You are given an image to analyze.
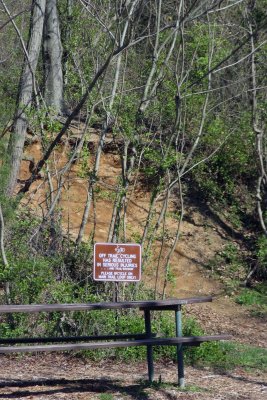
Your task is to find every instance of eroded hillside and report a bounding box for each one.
[18,125,231,298]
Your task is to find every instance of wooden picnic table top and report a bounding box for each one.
[0,296,212,313]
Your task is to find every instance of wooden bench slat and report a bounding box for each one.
[0,297,212,314]
[0,333,155,345]
[0,335,231,354]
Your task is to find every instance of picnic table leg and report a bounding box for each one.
[144,309,154,383]
[175,305,185,388]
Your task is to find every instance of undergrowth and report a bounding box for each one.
[235,284,267,319]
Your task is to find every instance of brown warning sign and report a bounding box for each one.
[94,243,141,282]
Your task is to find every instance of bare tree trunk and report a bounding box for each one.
[6,0,46,196]
[0,204,8,269]
[43,0,64,113]
[0,203,11,305]
[249,17,267,235]
[154,173,171,299]
[62,0,73,87]
[162,174,184,299]
[75,128,106,246]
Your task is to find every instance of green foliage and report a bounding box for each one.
[211,342,267,372]
[184,340,267,372]
[141,143,180,182]
[235,284,267,319]
[26,106,62,138]
[94,185,116,201]
[77,145,91,178]
[256,235,267,279]
[149,75,177,127]
[0,141,10,204]
[147,379,207,393]
[0,221,230,365]
[0,18,23,130]
[0,140,18,228]
[193,112,255,204]
[58,1,98,106]
[98,395,114,400]
[113,94,139,140]
[2,257,54,304]
[236,286,266,306]
[63,239,94,283]
[181,316,267,371]
[185,22,229,85]
[0,212,56,305]
[1,2,267,377]
[186,24,210,82]
[236,289,267,306]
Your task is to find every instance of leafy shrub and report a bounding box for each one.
[256,235,267,280]
[235,285,267,319]
[235,287,266,306]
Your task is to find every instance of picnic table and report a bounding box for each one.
[0,297,231,387]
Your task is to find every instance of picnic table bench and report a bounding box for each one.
[0,296,231,387]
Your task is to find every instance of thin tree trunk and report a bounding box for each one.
[154,172,171,299]
[0,203,11,305]
[43,0,64,113]
[162,175,184,299]
[75,129,105,246]
[249,17,267,235]
[62,0,73,86]
[0,204,8,268]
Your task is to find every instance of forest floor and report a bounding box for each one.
[1,131,265,399]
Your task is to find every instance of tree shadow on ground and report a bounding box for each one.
[183,184,258,246]
[0,377,151,399]
[221,372,267,387]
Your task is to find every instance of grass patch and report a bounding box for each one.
[235,284,267,319]
[149,380,208,393]
[194,341,267,372]
[98,394,114,400]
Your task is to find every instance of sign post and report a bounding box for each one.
[94,243,141,282]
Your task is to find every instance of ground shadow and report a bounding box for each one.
[0,377,151,399]
[185,184,259,243]
[221,372,267,387]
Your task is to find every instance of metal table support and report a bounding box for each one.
[144,309,154,383]
[175,305,185,387]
